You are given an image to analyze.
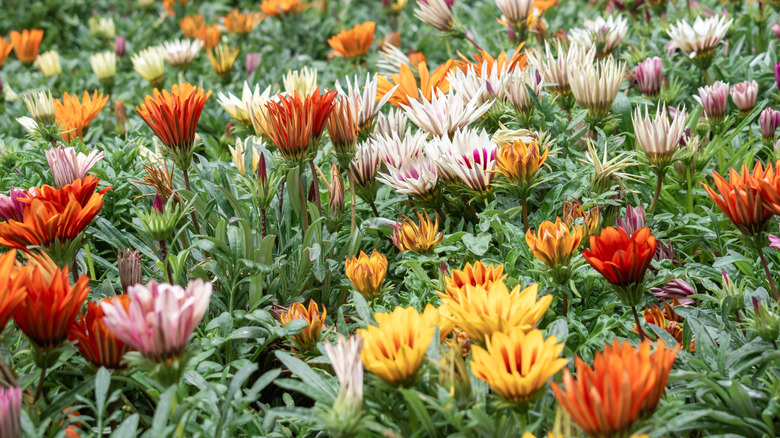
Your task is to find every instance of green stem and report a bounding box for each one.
[521,196,529,231]
[757,245,780,304]
[686,169,694,213]
[183,168,201,234]
[35,364,48,402]
[84,244,96,280]
[648,168,665,213]
[299,165,309,233]
[702,68,711,86]
[632,306,648,341]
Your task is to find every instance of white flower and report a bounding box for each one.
[632,105,687,167]
[377,44,415,76]
[667,15,732,59]
[402,92,493,138]
[373,108,408,138]
[219,81,273,126]
[447,63,510,106]
[371,130,427,169]
[568,15,628,56]
[336,74,398,131]
[527,41,595,96]
[283,66,318,97]
[34,51,61,78]
[132,46,165,84]
[495,0,536,26]
[162,39,203,68]
[323,334,364,415]
[89,16,115,39]
[90,51,117,83]
[429,128,497,193]
[22,90,55,125]
[45,146,105,187]
[17,116,39,134]
[229,136,261,177]
[377,153,439,199]
[568,57,626,116]
[415,0,455,32]
[504,66,543,114]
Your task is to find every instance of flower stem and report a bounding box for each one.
[702,68,711,86]
[521,196,529,231]
[349,173,357,235]
[686,169,694,213]
[562,292,568,318]
[648,169,665,213]
[632,306,648,341]
[159,240,173,284]
[261,207,267,238]
[757,245,780,303]
[299,167,309,233]
[309,161,321,214]
[83,244,96,280]
[182,168,201,234]
[35,364,48,403]
[462,31,484,53]
[369,200,380,217]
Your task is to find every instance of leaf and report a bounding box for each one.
[462,232,491,256]
[111,414,139,438]
[274,351,336,403]
[151,387,176,435]
[400,389,437,438]
[352,291,371,326]
[95,367,111,426]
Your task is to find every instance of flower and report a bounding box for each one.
[440,281,551,344]
[359,306,436,385]
[504,67,543,115]
[760,108,780,140]
[415,0,455,31]
[10,29,44,63]
[568,15,628,58]
[207,44,239,76]
[54,91,109,142]
[260,0,304,17]
[0,387,21,438]
[179,15,205,38]
[117,248,142,293]
[229,137,260,177]
[34,50,61,77]
[0,37,13,67]
[223,8,262,34]
[634,56,663,97]
[0,250,26,333]
[374,108,408,138]
[632,105,687,168]
[162,39,203,69]
[138,195,185,242]
[582,226,657,306]
[569,57,626,118]
[377,153,439,200]
[429,128,497,194]
[325,97,359,156]
[585,141,641,193]
[220,82,272,127]
[131,46,165,84]
[136,83,212,171]
[0,189,29,222]
[349,142,381,203]
[402,92,493,138]
[23,90,56,126]
[563,199,600,239]
[696,82,730,123]
[69,295,132,369]
[336,73,396,137]
[345,250,388,300]
[88,16,115,39]
[730,80,758,115]
[246,52,261,75]
[90,51,117,83]
[495,0,553,29]
[114,36,126,57]
[14,254,90,350]
[701,163,773,236]
[442,261,506,302]
[195,24,221,50]
[616,205,645,237]
[495,139,549,187]
[283,67,319,97]
[262,88,339,163]
[634,300,689,348]
[667,15,731,69]
[651,279,695,306]
[279,301,327,352]
[323,334,364,433]
[552,339,679,438]
[527,42,594,102]
[391,211,443,253]
[471,328,566,403]
[328,21,375,59]
[526,218,582,270]
[101,279,212,362]
[447,63,507,107]
[377,59,454,107]
[45,146,104,187]
[372,130,426,168]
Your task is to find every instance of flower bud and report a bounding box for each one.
[138,195,184,241]
[729,80,757,115]
[749,298,780,343]
[635,56,663,97]
[694,81,729,123]
[115,36,126,57]
[115,100,128,136]
[438,348,471,406]
[617,205,645,237]
[651,279,695,306]
[246,53,261,75]
[760,107,779,140]
[327,166,345,233]
[117,248,142,293]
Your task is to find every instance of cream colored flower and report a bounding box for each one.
[35,51,61,77]
[162,39,203,69]
[667,15,731,62]
[89,16,116,39]
[90,51,117,83]
[283,66,318,97]
[402,92,493,138]
[568,15,628,57]
[568,57,625,117]
[229,136,261,176]
[132,46,165,84]
[527,42,594,98]
[415,0,455,32]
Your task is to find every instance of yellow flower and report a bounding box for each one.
[132,46,165,85]
[391,211,444,253]
[229,137,260,177]
[207,44,239,76]
[345,250,387,300]
[525,218,582,269]
[496,139,548,187]
[442,261,506,304]
[279,301,326,352]
[471,328,566,403]
[439,282,551,345]
[35,50,61,77]
[359,306,436,385]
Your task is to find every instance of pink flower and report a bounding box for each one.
[246,53,261,75]
[694,81,729,122]
[760,107,780,140]
[635,57,662,97]
[0,386,21,438]
[616,204,646,237]
[45,146,104,187]
[729,80,757,114]
[770,232,780,250]
[101,279,212,362]
[651,279,695,306]
[0,188,28,222]
[773,23,780,39]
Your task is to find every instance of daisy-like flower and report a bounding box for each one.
[760,107,780,140]
[694,81,729,122]
[179,14,205,39]
[702,163,774,237]
[246,52,261,75]
[635,56,663,97]
[0,189,29,223]
[162,39,203,69]
[527,42,594,108]
[495,138,548,187]
[54,91,110,142]
[526,218,583,271]
[10,29,44,64]
[228,136,260,177]
[504,66,543,116]
[377,59,454,107]
[34,50,61,78]
[345,250,388,300]
[667,15,732,70]
[279,301,327,352]
[377,153,439,200]
[195,24,221,50]
[283,67,319,97]
[371,130,427,169]
[22,90,56,126]
[447,63,510,107]
[632,105,688,168]
[207,44,239,76]
[568,15,629,58]
[729,80,758,115]
[374,107,408,138]
[336,74,397,135]
[117,248,142,293]
[246,86,277,135]
[431,128,497,194]
[323,334,364,434]
[377,43,419,76]
[0,250,26,333]
[392,211,444,253]
[402,92,493,138]
[88,16,115,40]
[260,0,304,17]
[90,51,117,84]
[45,146,104,187]
[132,46,165,85]
[495,0,543,29]
[415,0,456,32]
[0,37,13,68]
[585,140,641,193]
[569,57,626,118]
[328,21,376,59]
[219,82,273,127]
[69,295,132,370]
[223,8,263,34]
[349,142,382,204]
[0,387,21,438]
[326,96,359,157]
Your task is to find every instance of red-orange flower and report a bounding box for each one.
[749,160,780,216]
[10,29,43,63]
[442,261,506,303]
[377,59,454,107]
[328,21,375,59]
[701,164,773,236]
[179,15,205,39]
[136,83,211,171]
[14,253,90,350]
[0,250,26,333]
[69,295,132,369]
[263,88,338,162]
[54,91,109,142]
[583,226,657,287]
[0,37,13,67]
[224,9,263,34]
[633,299,692,351]
[195,24,221,50]
[552,339,679,438]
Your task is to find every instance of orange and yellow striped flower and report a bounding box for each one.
[0,250,27,333]
[279,301,327,352]
[10,29,43,63]
[345,250,388,300]
[563,199,601,240]
[54,91,109,142]
[391,211,444,253]
[525,218,582,270]
[224,8,263,34]
[260,0,304,17]
[328,21,375,59]
[442,261,506,303]
[0,37,13,67]
[207,44,239,76]
[377,59,453,107]
[69,295,132,369]
[496,139,549,187]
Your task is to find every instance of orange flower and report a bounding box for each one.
[0,176,110,252]
[328,21,375,59]
[345,250,388,300]
[525,218,582,270]
[391,211,444,253]
[442,261,506,303]
[263,88,338,162]
[69,295,132,369]
[180,15,205,39]
[0,250,27,333]
[260,0,304,17]
[563,199,600,240]
[0,37,13,67]
[377,59,454,107]
[701,164,773,237]
[54,91,109,142]
[633,299,692,350]
[552,339,679,438]
[224,8,263,34]
[408,51,427,68]
[279,301,326,352]
[496,139,549,187]
[195,24,221,50]
[136,83,211,171]
[748,160,780,216]
[455,43,527,77]
[10,29,44,63]
[13,253,90,350]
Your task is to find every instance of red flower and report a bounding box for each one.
[263,88,338,162]
[702,164,773,236]
[69,295,132,369]
[0,250,26,333]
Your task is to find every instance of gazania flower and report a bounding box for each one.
[760,108,780,140]
[246,52,261,75]
[179,15,205,39]
[207,44,239,76]
[283,67,319,97]
[701,164,773,236]
[569,57,626,118]
[568,15,628,58]
[262,88,338,163]
[527,42,594,105]
[223,8,262,34]
[228,137,260,177]
[667,15,732,70]
[136,83,212,171]
[372,130,426,169]
[0,250,26,333]
[131,46,165,85]
[101,279,212,362]
[328,21,375,59]
[632,105,688,168]
[323,334,364,427]
[495,0,554,31]
[616,205,645,237]
[373,108,408,138]
[349,142,381,203]
[442,260,506,303]
[14,254,90,350]
[88,16,115,40]
[634,300,689,348]
[10,29,44,63]
[447,63,508,107]
[496,139,548,188]
[45,146,104,187]
[402,92,493,138]
[54,91,109,142]
[552,339,679,438]
[0,189,28,223]
[526,218,582,270]
[90,51,117,84]
[440,282,551,344]
[0,387,21,438]
[34,50,61,77]
[345,250,388,300]
[117,248,142,293]
[455,44,528,77]
[377,43,422,76]
[279,301,326,352]
[377,154,439,200]
[260,0,304,17]
[195,24,221,50]
[694,81,729,123]
[359,306,436,385]
[563,198,601,240]
[69,295,132,369]
[326,96,359,156]
[162,39,202,69]
[730,80,758,115]
[430,128,497,194]
[0,37,13,67]
[391,211,443,253]
[471,328,566,404]
[414,0,455,32]
[220,82,273,127]
[635,56,663,97]
[377,59,454,107]
[504,66,543,115]
[22,90,56,126]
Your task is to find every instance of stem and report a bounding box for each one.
[632,306,648,341]
[278,181,285,217]
[648,168,665,213]
[70,259,78,284]
[159,240,173,284]
[299,167,309,233]
[309,161,321,214]
[562,292,568,318]
[182,168,201,234]
[261,208,267,238]
[702,68,711,86]
[349,173,356,235]
[35,364,47,402]
[757,245,780,304]
[686,169,694,213]
[462,31,485,53]
[84,244,97,280]
[120,393,151,429]
[521,196,529,231]
[370,200,380,217]
[735,310,747,338]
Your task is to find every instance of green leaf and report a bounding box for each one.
[462,232,492,256]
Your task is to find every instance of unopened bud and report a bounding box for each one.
[115,100,128,136]
[117,248,142,292]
